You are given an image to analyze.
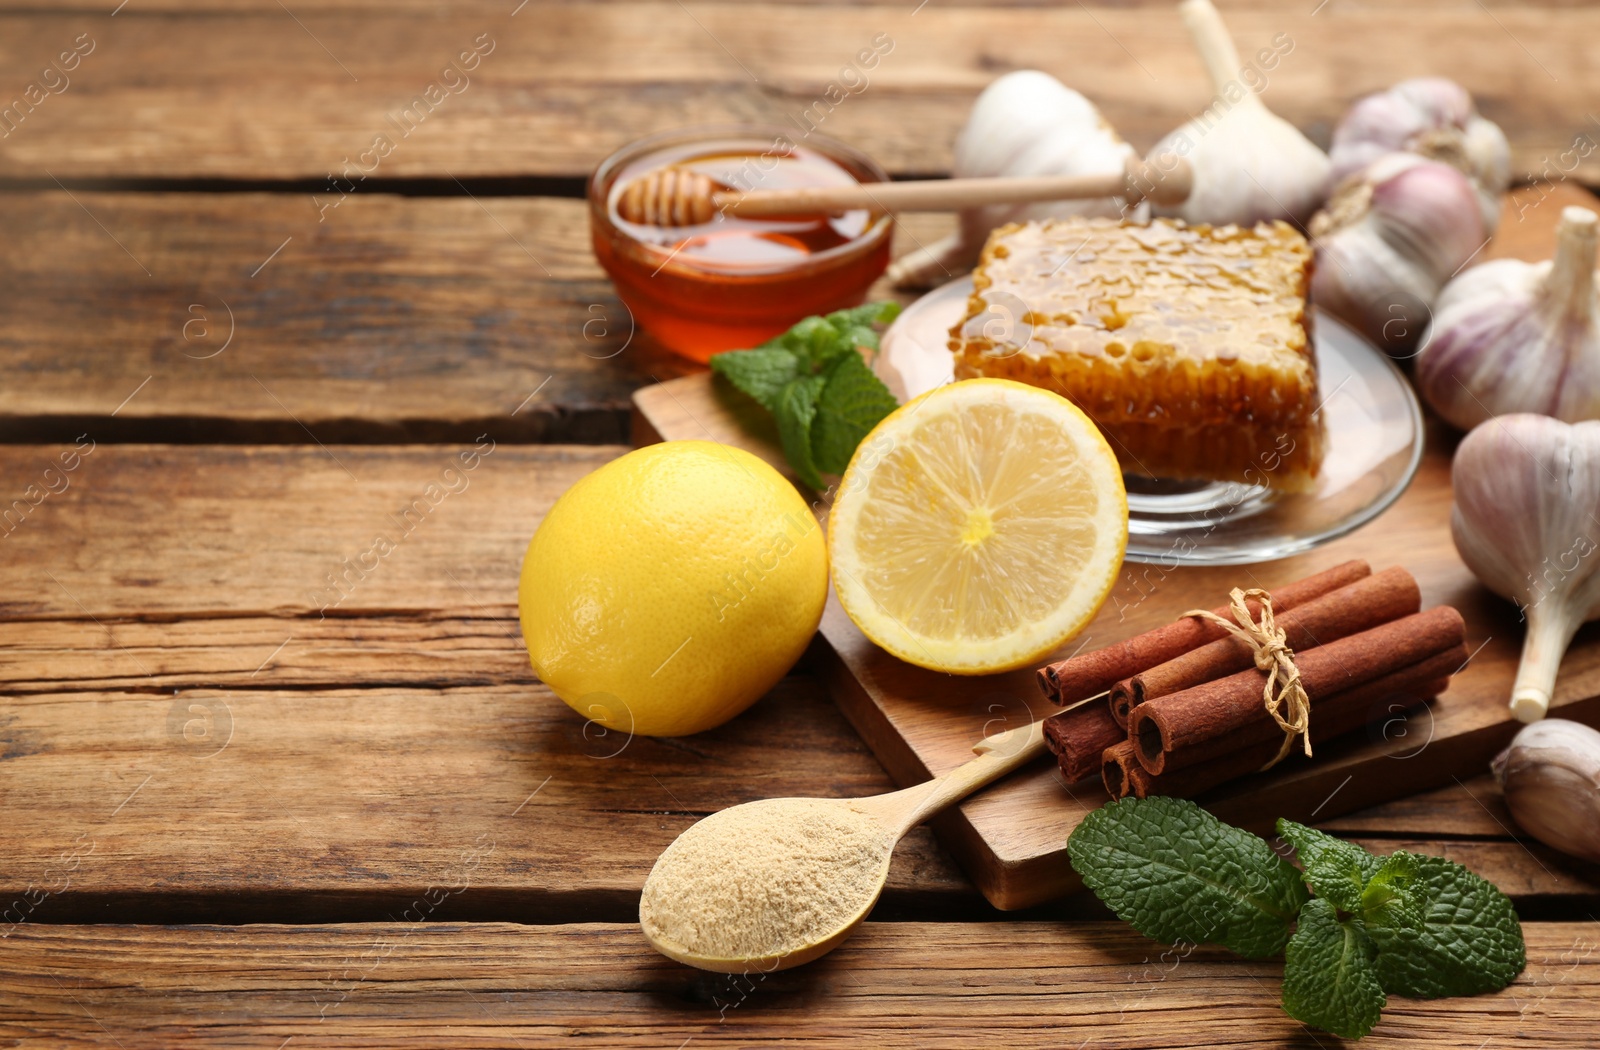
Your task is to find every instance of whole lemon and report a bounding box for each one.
[519,441,827,737]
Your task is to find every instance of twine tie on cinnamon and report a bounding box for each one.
[1181,587,1311,768]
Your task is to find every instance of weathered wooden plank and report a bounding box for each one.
[0,444,601,620]
[2,178,1575,449]
[0,677,983,924]
[0,7,1595,180]
[3,922,1597,1047]
[0,191,945,443]
[1326,773,1515,837]
[0,443,983,922]
[0,193,657,444]
[0,443,1588,920]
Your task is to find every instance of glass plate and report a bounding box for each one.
[875,276,1423,566]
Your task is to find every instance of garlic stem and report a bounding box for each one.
[1180,0,1263,110]
[1546,206,1599,324]
[1511,605,1582,722]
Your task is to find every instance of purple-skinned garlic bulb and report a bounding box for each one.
[1330,77,1511,231]
[1417,206,1600,430]
[1451,414,1600,722]
[1309,153,1488,355]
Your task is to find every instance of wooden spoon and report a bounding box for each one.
[639,719,1047,973]
[616,154,1193,227]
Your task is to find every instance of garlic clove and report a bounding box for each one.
[1151,0,1330,227]
[1417,206,1600,429]
[1463,113,1513,228]
[1329,77,1511,231]
[1309,154,1488,355]
[1493,718,1600,863]
[886,70,1135,289]
[1450,414,1600,721]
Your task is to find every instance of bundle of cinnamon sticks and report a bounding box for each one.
[1038,560,1468,800]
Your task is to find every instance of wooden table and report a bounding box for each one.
[2,2,1599,1045]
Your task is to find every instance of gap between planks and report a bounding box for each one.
[1,921,1598,1049]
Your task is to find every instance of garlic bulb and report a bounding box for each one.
[1417,207,1600,429]
[1330,77,1511,232]
[1150,0,1330,227]
[1309,153,1489,355]
[886,70,1136,289]
[1493,719,1600,863]
[1451,414,1600,722]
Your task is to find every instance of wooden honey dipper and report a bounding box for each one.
[616,153,1193,227]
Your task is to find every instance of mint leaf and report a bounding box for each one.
[711,303,903,489]
[811,351,900,476]
[1282,898,1387,1039]
[826,301,902,332]
[1364,851,1526,998]
[762,315,850,370]
[773,374,826,491]
[1277,819,1383,913]
[1359,851,1424,931]
[824,301,901,356]
[1068,797,1310,958]
[710,347,802,413]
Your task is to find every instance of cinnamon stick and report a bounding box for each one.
[1131,607,1466,775]
[1045,699,1125,783]
[1127,672,1450,799]
[1037,560,1370,704]
[1101,740,1150,800]
[1109,566,1422,726]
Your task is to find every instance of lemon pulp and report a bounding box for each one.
[829,379,1127,674]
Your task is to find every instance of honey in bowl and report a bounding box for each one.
[590,128,894,362]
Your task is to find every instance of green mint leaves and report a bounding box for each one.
[1067,799,1525,1041]
[1067,797,1308,958]
[1278,819,1381,914]
[1283,898,1386,1039]
[710,302,902,490]
[1363,852,1527,999]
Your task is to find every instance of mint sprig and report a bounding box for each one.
[1067,798,1526,1040]
[1067,796,1308,958]
[1283,899,1386,1039]
[710,303,902,490]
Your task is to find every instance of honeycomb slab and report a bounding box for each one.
[951,217,1323,490]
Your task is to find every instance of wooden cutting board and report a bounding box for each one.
[631,183,1600,910]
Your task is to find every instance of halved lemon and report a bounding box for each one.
[828,378,1127,674]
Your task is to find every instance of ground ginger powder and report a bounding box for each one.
[640,797,894,962]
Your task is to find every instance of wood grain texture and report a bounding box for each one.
[633,187,1600,909]
[3,922,1598,1048]
[0,192,656,444]
[0,444,981,922]
[2,179,1573,449]
[0,6,1596,180]
[0,442,1584,926]
[1329,774,1525,836]
[0,190,952,444]
[0,678,982,925]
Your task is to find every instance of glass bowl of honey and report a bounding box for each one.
[589,126,895,362]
